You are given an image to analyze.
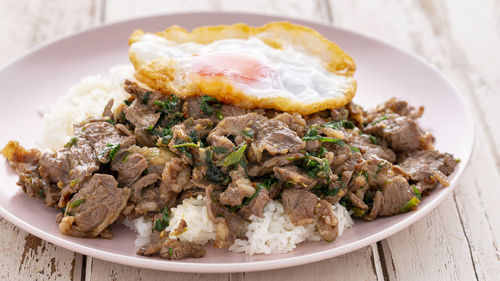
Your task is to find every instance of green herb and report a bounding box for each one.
[176,146,193,158]
[64,137,78,148]
[321,120,355,130]
[152,207,170,232]
[153,219,164,232]
[302,127,346,144]
[339,196,349,208]
[212,147,228,154]
[349,145,360,153]
[291,153,331,182]
[362,170,369,181]
[200,95,220,115]
[171,142,198,148]
[141,169,149,176]
[323,187,340,197]
[351,207,366,217]
[412,185,422,200]
[123,99,132,106]
[455,158,461,163]
[242,128,254,138]
[375,163,386,176]
[153,95,184,128]
[400,197,420,213]
[219,143,247,166]
[215,110,224,120]
[368,135,379,145]
[205,163,227,184]
[204,149,213,163]
[168,247,173,257]
[69,178,79,187]
[371,115,388,126]
[161,207,170,225]
[38,189,46,198]
[148,126,173,144]
[122,153,131,163]
[105,119,116,125]
[69,198,85,208]
[142,91,152,104]
[317,147,327,157]
[154,96,179,113]
[99,143,120,161]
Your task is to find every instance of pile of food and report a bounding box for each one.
[2,22,458,260]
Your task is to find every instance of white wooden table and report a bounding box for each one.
[1,0,499,280]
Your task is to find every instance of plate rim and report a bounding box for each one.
[0,11,475,273]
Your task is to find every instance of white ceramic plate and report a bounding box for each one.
[0,12,473,273]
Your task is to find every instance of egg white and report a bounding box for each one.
[130,34,353,105]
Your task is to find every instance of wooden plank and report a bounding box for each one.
[0,0,102,63]
[329,0,500,280]
[0,0,103,280]
[0,217,83,281]
[241,246,380,281]
[85,1,382,280]
[86,256,228,281]
[105,0,330,24]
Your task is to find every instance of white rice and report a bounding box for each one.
[141,195,353,255]
[122,217,153,247]
[229,201,353,255]
[38,64,134,151]
[332,202,354,237]
[38,64,354,255]
[165,195,216,244]
[229,200,320,255]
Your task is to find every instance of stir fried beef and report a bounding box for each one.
[247,153,302,177]
[3,79,459,260]
[137,234,206,260]
[273,166,318,189]
[368,97,424,120]
[219,166,255,206]
[282,189,319,225]
[1,141,60,206]
[378,175,414,216]
[282,189,338,241]
[111,152,147,186]
[399,150,457,193]
[160,157,192,194]
[364,114,433,152]
[239,187,271,219]
[59,174,130,238]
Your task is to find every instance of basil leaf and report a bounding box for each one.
[219,143,247,166]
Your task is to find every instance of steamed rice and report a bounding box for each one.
[39,64,354,255]
[229,200,321,255]
[38,64,134,150]
[122,217,153,247]
[165,195,216,244]
[131,195,353,255]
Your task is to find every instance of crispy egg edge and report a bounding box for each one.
[128,22,357,115]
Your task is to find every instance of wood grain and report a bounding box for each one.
[0,218,83,281]
[329,0,500,280]
[0,0,102,63]
[104,0,329,24]
[0,0,102,280]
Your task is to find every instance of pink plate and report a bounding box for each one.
[0,12,473,273]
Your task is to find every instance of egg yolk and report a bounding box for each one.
[190,52,272,84]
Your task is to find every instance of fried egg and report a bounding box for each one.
[128,22,356,115]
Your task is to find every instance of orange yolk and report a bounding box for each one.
[190,52,272,84]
